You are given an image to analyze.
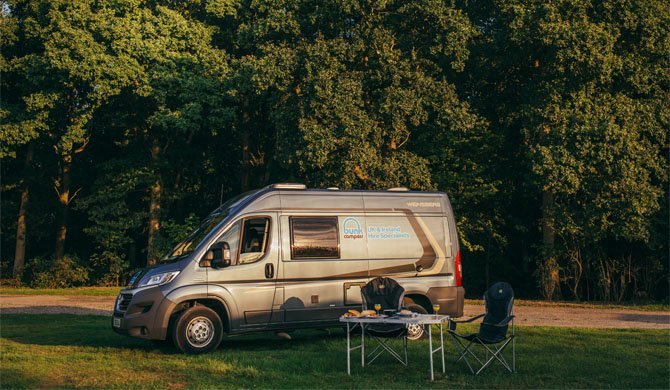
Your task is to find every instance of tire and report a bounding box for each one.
[405,303,428,341]
[171,306,224,354]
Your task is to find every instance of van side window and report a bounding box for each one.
[290,217,340,259]
[212,221,241,265]
[239,217,270,265]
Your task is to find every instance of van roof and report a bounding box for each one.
[214,184,450,217]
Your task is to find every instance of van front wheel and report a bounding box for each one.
[405,304,428,340]
[172,306,223,354]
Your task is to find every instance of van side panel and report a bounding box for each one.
[278,194,370,323]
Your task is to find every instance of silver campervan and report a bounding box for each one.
[112,184,464,353]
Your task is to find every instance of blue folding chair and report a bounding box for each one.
[448,282,516,374]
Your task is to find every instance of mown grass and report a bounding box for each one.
[1,314,668,389]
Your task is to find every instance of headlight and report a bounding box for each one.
[138,271,180,287]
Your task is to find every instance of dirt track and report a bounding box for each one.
[1,295,668,329]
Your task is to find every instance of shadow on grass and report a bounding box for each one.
[616,312,670,324]
[0,368,43,388]
[0,305,111,316]
[1,313,346,353]
[3,314,670,388]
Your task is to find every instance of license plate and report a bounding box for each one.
[113,317,121,327]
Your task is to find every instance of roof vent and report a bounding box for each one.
[387,187,409,191]
[270,183,307,190]
[326,187,339,190]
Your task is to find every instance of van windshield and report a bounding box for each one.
[161,190,258,262]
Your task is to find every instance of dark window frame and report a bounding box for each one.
[201,216,272,267]
[289,216,340,260]
[237,216,272,265]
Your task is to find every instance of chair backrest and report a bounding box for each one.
[361,276,405,311]
[478,282,514,342]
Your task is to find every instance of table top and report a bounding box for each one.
[339,314,450,325]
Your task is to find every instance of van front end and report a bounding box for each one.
[112,263,185,341]
[112,285,176,340]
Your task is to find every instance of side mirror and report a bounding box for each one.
[205,242,231,269]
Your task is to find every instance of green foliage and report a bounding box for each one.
[29,255,89,288]
[1,0,667,299]
[151,214,201,260]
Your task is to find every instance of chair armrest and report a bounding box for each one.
[450,313,485,324]
[483,315,515,327]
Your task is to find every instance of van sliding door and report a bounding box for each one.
[279,215,369,323]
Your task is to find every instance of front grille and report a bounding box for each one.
[116,293,133,312]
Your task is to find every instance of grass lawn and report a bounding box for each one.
[1,314,668,388]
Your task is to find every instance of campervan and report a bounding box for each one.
[112,184,464,353]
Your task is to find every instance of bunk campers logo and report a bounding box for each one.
[343,218,364,239]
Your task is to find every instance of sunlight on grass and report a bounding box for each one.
[1,314,668,389]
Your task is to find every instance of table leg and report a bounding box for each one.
[361,323,365,367]
[429,324,434,381]
[347,322,351,375]
[440,322,445,373]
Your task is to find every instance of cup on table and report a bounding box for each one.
[432,303,440,317]
[374,303,382,315]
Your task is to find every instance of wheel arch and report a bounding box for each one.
[403,292,432,313]
[154,287,233,339]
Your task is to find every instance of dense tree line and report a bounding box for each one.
[1,0,668,300]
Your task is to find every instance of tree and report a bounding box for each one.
[76,1,232,266]
[2,0,142,263]
[461,0,669,299]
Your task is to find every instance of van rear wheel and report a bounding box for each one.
[405,304,428,340]
[172,306,223,354]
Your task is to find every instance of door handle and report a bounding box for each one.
[265,263,274,279]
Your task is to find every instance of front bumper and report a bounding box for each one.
[112,286,172,340]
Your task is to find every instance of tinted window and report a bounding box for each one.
[291,217,339,259]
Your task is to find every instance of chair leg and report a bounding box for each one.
[404,336,408,364]
[512,332,516,372]
[366,336,408,366]
[449,334,477,374]
[450,333,516,375]
[475,338,514,375]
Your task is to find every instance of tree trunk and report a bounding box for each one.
[540,189,560,300]
[240,106,251,191]
[263,147,274,185]
[240,131,251,191]
[13,143,34,279]
[146,138,162,266]
[55,155,72,261]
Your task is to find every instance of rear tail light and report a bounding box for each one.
[454,250,463,287]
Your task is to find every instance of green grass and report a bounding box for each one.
[1,314,668,388]
[0,287,120,296]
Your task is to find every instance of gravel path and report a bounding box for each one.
[1,294,669,329]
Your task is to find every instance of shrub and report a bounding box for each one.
[29,255,90,288]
